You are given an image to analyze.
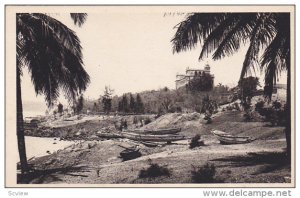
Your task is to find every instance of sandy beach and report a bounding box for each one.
[19,110,290,184]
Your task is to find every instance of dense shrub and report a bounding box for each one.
[255,101,265,113]
[139,161,171,178]
[118,119,127,131]
[272,100,282,110]
[238,77,260,121]
[255,100,287,126]
[242,99,253,121]
[191,163,218,183]
[187,73,214,92]
[176,106,182,113]
[189,134,204,149]
[201,95,218,124]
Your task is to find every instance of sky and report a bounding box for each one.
[21,10,287,112]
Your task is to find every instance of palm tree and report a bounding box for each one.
[17,13,90,173]
[172,13,291,158]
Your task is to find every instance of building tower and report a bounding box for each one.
[204,63,210,73]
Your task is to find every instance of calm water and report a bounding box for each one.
[25,136,74,159]
[23,100,47,118]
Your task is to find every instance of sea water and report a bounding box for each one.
[25,136,74,159]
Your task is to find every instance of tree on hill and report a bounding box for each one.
[200,95,218,124]
[238,76,260,102]
[214,83,229,93]
[101,86,114,114]
[16,13,89,173]
[129,94,136,113]
[118,94,129,113]
[76,94,84,114]
[135,94,145,114]
[238,77,260,121]
[187,72,214,92]
[161,97,173,113]
[93,102,98,112]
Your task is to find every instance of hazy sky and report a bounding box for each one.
[21,11,287,106]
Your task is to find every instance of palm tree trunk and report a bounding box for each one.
[286,63,291,161]
[17,70,29,174]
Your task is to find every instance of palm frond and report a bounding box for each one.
[212,14,258,60]
[239,14,266,80]
[199,13,244,59]
[261,32,287,98]
[17,13,90,107]
[171,13,226,53]
[70,13,87,27]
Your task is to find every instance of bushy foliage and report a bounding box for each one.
[238,77,260,121]
[191,163,217,183]
[80,86,233,115]
[255,100,287,126]
[200,95,218,123]
[187,72,214,92]
[135,94,145,113]
[118,95,129,113]
[139,160,171,178]
[214,83,229,93]
[238,77,260,99]
[118,94,145,114]
[255,101,265,112]
[73,94,84,114]
[57,103,63,115]
[92,102,98,112]
[101,86,113,114]
[116,119,128,131]
[189,134,204,149]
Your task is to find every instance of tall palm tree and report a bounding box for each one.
[172,13,291,158]
[17,13,90,173]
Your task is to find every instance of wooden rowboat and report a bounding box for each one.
[96,131,185,142]
[96,132,122,138]
[124,127,181,135]
[211,130,254,144]
[121,132,185,142]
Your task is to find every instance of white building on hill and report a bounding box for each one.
[175,63,214,89]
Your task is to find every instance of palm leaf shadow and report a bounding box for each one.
[17,165,90,184]
[210,152,289,175]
